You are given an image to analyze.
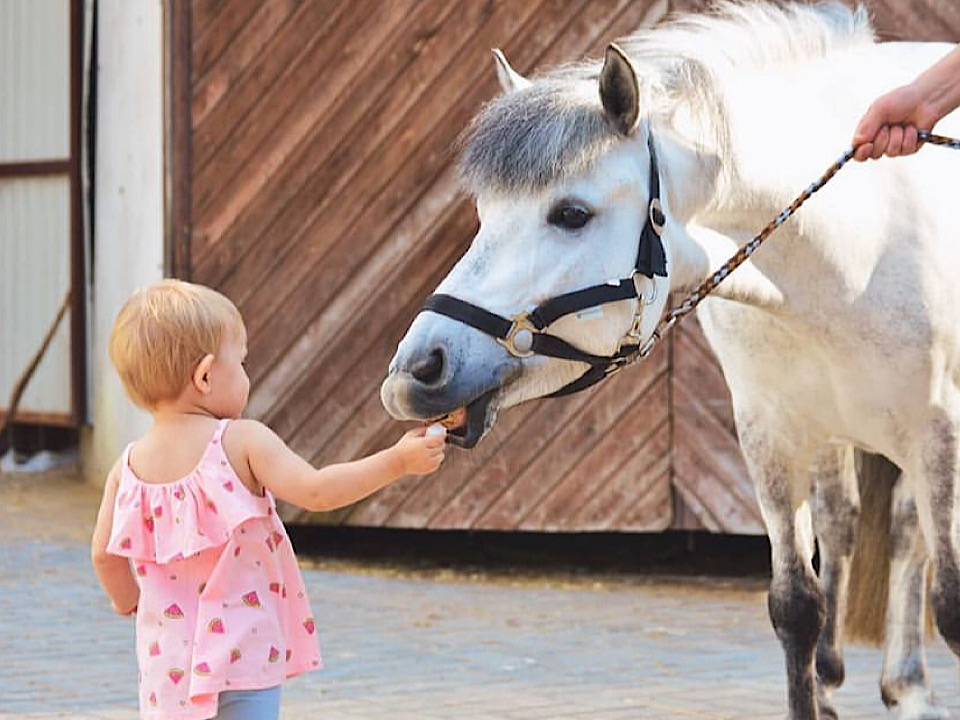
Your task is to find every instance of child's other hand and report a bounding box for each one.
[113,602,137,617]
[394,427,446,476]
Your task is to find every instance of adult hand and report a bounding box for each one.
[852,84,939,161]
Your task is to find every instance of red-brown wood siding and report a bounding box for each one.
[176,0,960,534]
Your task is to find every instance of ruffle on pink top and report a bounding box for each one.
[107,434,272,564]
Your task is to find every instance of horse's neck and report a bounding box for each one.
[653,127,792,312]
[673,223,785,309]
[658,45,911,315]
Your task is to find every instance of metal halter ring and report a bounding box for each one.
[497,314,538,358]
[632,272,659,307]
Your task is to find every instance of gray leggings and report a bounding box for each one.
[214,686,282,720]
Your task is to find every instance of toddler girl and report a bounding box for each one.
[91,279,446,720]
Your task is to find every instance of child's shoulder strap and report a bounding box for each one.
[118,441,136,481]
[212,418,231,445]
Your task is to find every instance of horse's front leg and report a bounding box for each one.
[810,444,859,720]
[740,422,825,720]
[881,476,947,720]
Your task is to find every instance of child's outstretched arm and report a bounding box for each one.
[231,420,446,512]
[91,460,140,615]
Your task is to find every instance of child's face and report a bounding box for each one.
[210,327,250,418]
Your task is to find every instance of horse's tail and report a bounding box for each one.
[844,451,899,645]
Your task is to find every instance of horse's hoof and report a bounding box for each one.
[899,709,950,720]
[818,704,840,720]
[817,681,839,720]
[896,689,950,720]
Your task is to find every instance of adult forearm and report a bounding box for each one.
[917,45,960,122]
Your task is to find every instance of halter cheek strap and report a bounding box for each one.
[420,132,668,398]
[636,135,667,279]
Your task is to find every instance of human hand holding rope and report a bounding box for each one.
[852,44,960,161]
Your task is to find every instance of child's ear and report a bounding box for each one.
[192,354,215,395]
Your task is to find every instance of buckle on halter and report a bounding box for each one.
[648,198,665,236]
[621,302,644,345]
[497,314,538,358]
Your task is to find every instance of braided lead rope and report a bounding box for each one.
[635,131,960,358]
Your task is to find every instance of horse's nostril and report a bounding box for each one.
[409,348,445,385]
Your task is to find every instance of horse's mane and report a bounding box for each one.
[459,1,874,195]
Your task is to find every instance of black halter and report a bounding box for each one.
[421,133,668,398]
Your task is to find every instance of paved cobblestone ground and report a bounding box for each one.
[2,470,958,719]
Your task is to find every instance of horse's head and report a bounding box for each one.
[382,44,699,447]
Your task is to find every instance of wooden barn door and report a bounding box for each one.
[170,0,959,534]
[174,0,689,533]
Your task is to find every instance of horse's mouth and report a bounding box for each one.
[434,390,497,449]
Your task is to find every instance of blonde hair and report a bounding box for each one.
[109,279,244,409]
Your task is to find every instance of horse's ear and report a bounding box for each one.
[492,49,530,93]
[599,43,641,136]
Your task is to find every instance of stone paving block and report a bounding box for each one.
[4,470,960,720]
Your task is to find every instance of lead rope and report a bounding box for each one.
[634,131,960,359]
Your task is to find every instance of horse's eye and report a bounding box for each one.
[547,203,593,230]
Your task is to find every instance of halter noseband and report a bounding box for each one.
[421,132,668,398]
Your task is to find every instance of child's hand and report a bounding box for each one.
[113,602,137,617]
[394,427,446,476]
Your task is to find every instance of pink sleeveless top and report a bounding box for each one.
[107,420,322,720]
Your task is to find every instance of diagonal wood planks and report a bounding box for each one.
[183,0,957,534]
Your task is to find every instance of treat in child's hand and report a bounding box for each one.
[425,423,447,438]
[439,408,467,430]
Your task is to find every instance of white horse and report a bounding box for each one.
[380,3,960,719]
